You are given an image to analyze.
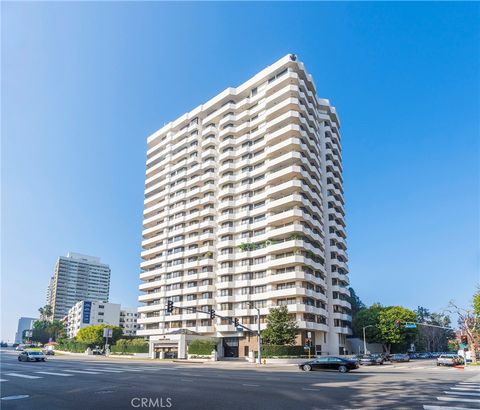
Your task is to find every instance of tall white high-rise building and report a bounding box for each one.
[49,252,111,320]
[138,54,351,358]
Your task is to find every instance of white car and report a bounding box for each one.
[437,354,461,366]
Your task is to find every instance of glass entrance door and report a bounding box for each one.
[223,337,239,357]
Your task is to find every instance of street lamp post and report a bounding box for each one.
[249,302,262,365]
[363,325,374,354]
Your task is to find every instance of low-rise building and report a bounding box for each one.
[65,301,138,338]
[65,301,120,338]
[15,317,37,344]
[120,307,139,337]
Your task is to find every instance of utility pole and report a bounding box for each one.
[256,307,261,365]
[363,325,374,354]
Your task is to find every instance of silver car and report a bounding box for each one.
[18,350,46,362]
[437,354,461,366]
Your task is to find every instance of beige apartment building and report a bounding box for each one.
[137,54,351,359]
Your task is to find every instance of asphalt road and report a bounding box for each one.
[1,349,479,410]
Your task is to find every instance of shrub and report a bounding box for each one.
[57,339,92,353]
[187,339,215,355]
[261,345,305,358]
[111,338,149,354]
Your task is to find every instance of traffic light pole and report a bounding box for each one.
[165,302,258,336]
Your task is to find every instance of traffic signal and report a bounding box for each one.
[234,318,239,327]
[210,309,216,320]
[166,300,174,313]
[461,335,468,344]
[394,320,401,328]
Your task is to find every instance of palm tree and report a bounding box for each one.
[38,305,53,321]
[44,305,53,321]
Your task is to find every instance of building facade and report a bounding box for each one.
[137,54,351,358]
[49,252,111,320]
[46,276,54,307]
[120,307,139,337]
[15,317,36,344]
[65,301,120,338]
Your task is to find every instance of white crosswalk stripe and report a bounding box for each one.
[92,367,142,372]
[84,368,122,373]
[444,391,480,397]
[423,380,480,409]
[4,373,42,379]
[63,369,101,374]
[35,371,73,377]
[437,397,480,403]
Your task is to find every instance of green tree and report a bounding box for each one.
[38,305,53,321]
[378,306,417,353]
[261,306,299,346]
[31,319,65,343]
[415,306,431,323]
[348,287,366,318]
[351,303,384,342]
[75,325,123,345]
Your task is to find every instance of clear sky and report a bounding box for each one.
[2,2,479,341]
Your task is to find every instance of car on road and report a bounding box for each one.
[436,354,462,366]
[43,349,55,355]
[18,350,46,362]
[390,354,410,362]
[358,354,384,365]
[299,356,359,373]
[15,345,25,351]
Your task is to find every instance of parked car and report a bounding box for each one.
[359,354,384,365]
[18,350,46,362]
[390,354,410,362]
[437,354,462,366]
[15,345,25,351]
[299,356,359,373]
[43,349,55,356]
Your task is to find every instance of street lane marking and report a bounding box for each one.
[242,384,260,387]
[444,391,480,397]
[93,367,143,372]
[35,371,73,377]
[181,379,193,382]
[437,397,480,403]
[4,373,41,379]
[424,406,474,410]
[0,379,7,382]
[63,370,101,374]
[84,368,123,373]
[1,395,30,401]
[302,388,320,391]
[451,387,480,391]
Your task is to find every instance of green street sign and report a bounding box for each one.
[404,323,417,329]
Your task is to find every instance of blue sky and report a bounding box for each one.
[2,2,479,341]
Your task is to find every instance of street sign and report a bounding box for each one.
[103,328,113,338]
[304,345,310,350]
[404,323,417,329]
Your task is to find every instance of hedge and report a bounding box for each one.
[57,340,92,353]
[187,339,215,355]
[261,345,306,358]
[111,339,149,354]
